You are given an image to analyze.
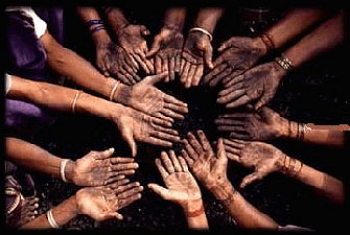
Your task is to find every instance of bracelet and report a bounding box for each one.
[71,91,83,114]
[90,25,106,34]
[86,19,104,27]
[109,81,120,101]
[47,209,60,229]
[275,54,294,72]
[189,27,213,41]
[186,203,205,217]
[220,187,237,205]
[60,159,70,183]
[259,32,275,51]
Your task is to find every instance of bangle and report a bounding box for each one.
[71,91,83,114]
[60,159,70,183]
[109,81,120,101]
[90,25,106,34]
[259,32,275,51]
[86,19,104,27]
[186,203,205,217]
[275,54,294,72]
[46,209,60,229]
[189,27,213,41]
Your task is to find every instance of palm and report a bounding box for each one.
[74,157,110,186]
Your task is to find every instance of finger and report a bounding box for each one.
[140,25,150,36]
[146,137,173,147]
[137,49,154,73]
[155,158,169,178]
[208,68,233,88]
[225,151,240,162]
[254,96,269,110]
[226,95,252,109]
[217,125,246,132]
[196,130,212,152]
[217,113,249,119]
[118,72,133,85]
[223,74,245,88]
[180,58,186,76]
[133,53,150,74]
[169,56,176,81]
[122,64,141,82]
[223,138,246,149]
[111,162,139,171]
[219,82,245,97]
[163,102,188,114]
[224,145,241,158]
[99,211,123,221]
[181,62,191,85]
[119,123,137,157]
[202,63,227,84]
[240,172,261,188]
[155,55,162,75]
[161,56,169,82]
[110,157,134,164]
[146,36,162,57]
[191,65,204,87]
[153,124,179,136]
[160,151,175,173]
[148,183,171,200]
[187,132,203,155]
[175,52,181,73]
[163,94,188,107]
[181,150,194,166]
[169,150,182,172]
[104,175,126,185]
[145,58,155,74]
[204,46,214,69]
[228,132,250,140]
[214,118,242,126]
[123,54,139,73]
[160,108,185,119]
[178,156,189,171]
[115,181,140,194]
[154,112,175,123]
[143,72,168,85]
[216,138,226,160]
[120,67,136,85]
[118,185,144,199]
[222,69,246,85]
[150,116,173,127]
[187,65,197,85]
[118,193,142,210]
[217,90,245,104]
[151,131,181,143]
[94,147,115,160]
[117,169,136,175]
[218,38,234,52]
[183,139,199,159]
[107,178,130,188]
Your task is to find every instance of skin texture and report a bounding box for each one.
[148,150,209,230]
[215,107,288,141]
[114,73,188,123]
[203,36,267,87]
[76,180,144,221]
[217,61,286,110]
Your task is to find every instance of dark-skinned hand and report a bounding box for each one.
[180,31,214,88]
[117,24,154,74]
[146,27,184,82]
[217,61,286,110]
[203,36,267,87]
[113,72,188,123]
[76,179,143,221]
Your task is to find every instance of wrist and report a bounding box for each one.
[189,28,213,42]
[163,23,182,32]
[277,154,303,177]
[64,160,75,183]
[257,32,275,55]
[279,119,298,139]
[209,180,234,201]
[182,198,205,217]
[271,60,288,81]
[69,195,80,215]
[253,36,270,56]
[112,82,131,105]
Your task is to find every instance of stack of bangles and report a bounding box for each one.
[86,19,106,34]
[46,209,60,229]
[281,154,303,176]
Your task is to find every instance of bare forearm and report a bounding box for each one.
[21,196,78,229]
[41,32,116,98]
[193,7,224,34]
[265,8,332,49]
[211,182,278,229]
[183,199,209,230]
[284,10,345,68]
[163,7,187,30]
[104,7,129,33]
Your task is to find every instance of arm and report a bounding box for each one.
[193,7,224,35]
[182,131,279,229]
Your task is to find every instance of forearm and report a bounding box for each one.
[41,32,116,98]
[103,7,129,33]
[280,156,344,205]
[210,182,278,229]
[283,10,345,68]
[193,7,224,34]
[21,196,78,229]
[76,7,112,45]
[182,199,209,230]
[163,7,187,30]
[264,7,332,49]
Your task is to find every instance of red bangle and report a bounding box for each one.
[186,203,205,217]
[259,32,275,51]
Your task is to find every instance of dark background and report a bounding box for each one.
[4,3,350,233]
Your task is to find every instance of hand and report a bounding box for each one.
[217,61,286,110]
[181,130,229,190]
[146,27,184,82]
[148,150,202,209]
[223,139,285,188]
[76,180,143,221]
[215,107,288,141]
[114,72,188,123]
[95,41,140,85]
[69,147,139,186]
[112,106,181,157]
[203,36,267,87]
[179,31,213,88]
[117,24,154,74]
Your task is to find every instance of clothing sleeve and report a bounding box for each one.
[5,74,12,95]
[277,224,314,232]
[6,6,47,38]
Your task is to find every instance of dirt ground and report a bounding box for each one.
[8,5,350,233]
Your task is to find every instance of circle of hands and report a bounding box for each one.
[77,27,294,222]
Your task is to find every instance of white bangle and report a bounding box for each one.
[46,209,60,229]
[60,159,70,183]
[109,81,120,101]
[189,27,213,41]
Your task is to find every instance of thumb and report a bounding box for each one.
[94,147,115,160]
[216,138,226,160]
[146,36,162,57]
[143,72,168,85]
[218,38,233,52]
[240,172,261,188]
[140,25,150,37]
[258,106,273,120]
[100,211,123,221]
[254,98,268,111]
[204,47,214,69]
[119,120,137,157]
[148,183,171,200]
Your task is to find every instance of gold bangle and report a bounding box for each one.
[275,53,294,71]
[71,91,83,113]
[109,81,120,101]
